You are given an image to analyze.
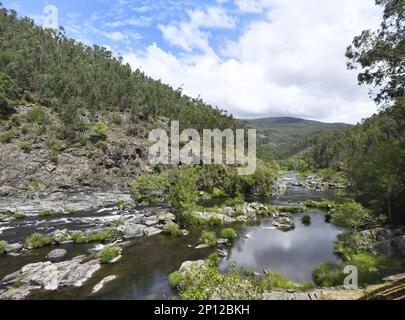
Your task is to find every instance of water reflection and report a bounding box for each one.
[219,209,342,283]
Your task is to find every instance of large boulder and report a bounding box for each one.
[354,228,394,256]
[47,249,67,262]
[179,260,206,275]
[116,219,146,239]
[273,216,295,231]
[52,229,73,244]
[5,243,23,254]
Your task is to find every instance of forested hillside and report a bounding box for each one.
[0,3,240,141]
[245,117,348,146]
[245,117,350,160]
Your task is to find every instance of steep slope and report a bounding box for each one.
[0,4,244,202]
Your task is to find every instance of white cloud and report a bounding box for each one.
[235,0,266,13]
[104,31,128,41]
[105,17,153,28]
[124,0,383,124]
[158,6,236,52]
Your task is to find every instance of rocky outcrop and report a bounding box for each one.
[273,214,295,231]
[46,249,67,262]
[116,219,147,239]
[179,260,206,275]
[0,255,101,299]
[193,202,270,225]
[347,228,405,256]
[4,242,23,254]
[0,191,133,216]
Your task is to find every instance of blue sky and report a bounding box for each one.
[3,0,252,57]
[2,0,383,123]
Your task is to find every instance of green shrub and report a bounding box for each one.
[179,263,260,300]
[72,233,86,244]
[115,199,126,207]
[48,140,61,164]
[349,252,402,285]
[5,212,26,220]
[0,241,6,255]
[324,213,332,223]
[304,200,335,209]
[25,106,49,125]
[301,214,311,225]
[207,216,223,226]
[90,122,109,141]
[163,223,183,237]
[261,271,297,291]
[335,191,351,198]
[132,174,167,203]
[20,141,33,153]
[332,202,382,231]
[208,252,219,266]
[87,229,112,242]
[111,113,122,125]
[28,180,45,192]
[63,208,75,215]
[99,246,121,264]
[14,212,26,220]
[178,212,205,227]
[0,131,12,143]
[13,274,26,288]
[276,206,305,213]
[220,228,236,239]
[199,231,217,247]
[39,209,56,217]
[167,168,198,212]
[25,233,53,249]
[313,262,345,287]
[168,271,183,288]
[10,114,20,126]
[21,126,29,135]
[224,194,245,207]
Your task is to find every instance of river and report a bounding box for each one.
[0,174,344,300]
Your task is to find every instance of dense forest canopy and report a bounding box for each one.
[0,2,241,139]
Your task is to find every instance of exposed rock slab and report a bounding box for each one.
[92,275,117,294]
[0,255,101,299]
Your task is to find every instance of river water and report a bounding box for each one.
[0,176,343,300]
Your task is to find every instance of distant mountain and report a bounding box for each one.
[243,117,350,146]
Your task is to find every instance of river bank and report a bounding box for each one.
[1,172,404,300]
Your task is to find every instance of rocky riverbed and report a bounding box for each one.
[1,172,403,300]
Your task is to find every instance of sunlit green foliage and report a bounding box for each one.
[99,246,121,263]
[168,272,183,288]
[25,233,53,248]
[220,228,236,239]
[163,223,183,237]
[199,231,217,247]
